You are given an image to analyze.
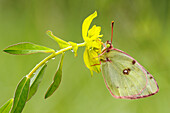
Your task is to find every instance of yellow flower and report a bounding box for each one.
[82,11,103,76]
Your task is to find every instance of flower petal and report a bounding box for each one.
[83,47,91,69]
[86,38,102,53]
[88,25,101,40]
[83,47,101,75]
[82,11,97,41]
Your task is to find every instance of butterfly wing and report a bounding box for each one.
[100,48,159,99]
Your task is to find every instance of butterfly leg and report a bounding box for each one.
[91,62,101,66]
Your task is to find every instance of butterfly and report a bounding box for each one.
[99,21,159,99]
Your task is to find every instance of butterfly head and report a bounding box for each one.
[106,40,113,49]
[101,40,113,53]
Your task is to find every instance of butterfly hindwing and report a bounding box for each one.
[100,48,159,99]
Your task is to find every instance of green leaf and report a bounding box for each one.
[27,64,47,101]
[3,42,55,55]
[46,30,70,49]
[0,98,13,113]
[45,53,64,99]
[11,77,30,113]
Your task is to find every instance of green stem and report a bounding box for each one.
[27,42,86,78]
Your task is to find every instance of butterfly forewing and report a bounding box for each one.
[100,48,158,99]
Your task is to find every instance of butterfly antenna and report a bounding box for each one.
[111,21,114,43]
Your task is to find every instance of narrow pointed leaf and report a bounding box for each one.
[27,64,47,101]
[45,53,64,99]
[3,42,55,55]
[11,77,30,113]
[46,30,70,49]
[0,98,13,113]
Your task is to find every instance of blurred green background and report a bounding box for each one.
[0,0,170,113]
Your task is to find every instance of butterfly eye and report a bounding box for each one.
[106,44,110,48]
